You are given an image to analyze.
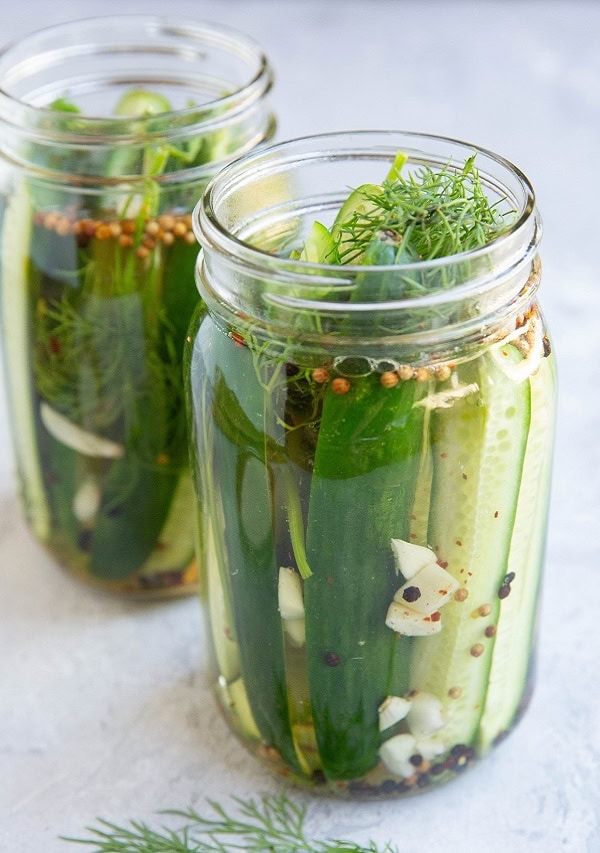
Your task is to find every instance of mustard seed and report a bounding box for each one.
[331,377,350,395]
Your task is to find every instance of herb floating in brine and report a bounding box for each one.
[187,138,556,796]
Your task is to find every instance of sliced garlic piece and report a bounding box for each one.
[385,601,442,636]
[278,567,304,620]
[40,402,125,459]
[406,692,446,738]
[283,617,306,647]
[380,733,418,779]
[378,695,411,731]
[72,478,101,524]
[390,538,437,579]
[394,562,459,615]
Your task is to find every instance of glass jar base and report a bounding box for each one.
[33,527,198,599]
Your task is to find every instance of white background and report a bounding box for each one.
[1,2,598,851]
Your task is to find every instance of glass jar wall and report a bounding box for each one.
[186,132,556,796]
[0,16,274,596]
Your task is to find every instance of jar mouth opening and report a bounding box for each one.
[195,130,538,312]
[0,15,273,141]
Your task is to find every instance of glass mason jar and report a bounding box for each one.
[0,16,274,596]
[187,131,556,796]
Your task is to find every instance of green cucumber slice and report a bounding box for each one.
[299,221,336,263]
[304,373,426,779]
[477,350,556,751]
[205,331,301,773]
[409,344,531,751]
[0,183,50,539]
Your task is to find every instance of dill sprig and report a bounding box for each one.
[336,155,512,266]
[61,793,399,852]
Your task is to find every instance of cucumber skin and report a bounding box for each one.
[304,374,425,780]
[477,350,557,751]
[409,346,531,751]
[190,323,301,773]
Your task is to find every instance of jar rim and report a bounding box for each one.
[196,130,537,286]
[0,15,273,142]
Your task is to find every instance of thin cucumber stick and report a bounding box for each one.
[304,374,426,780]
[0,183,50,538]
[409,345,531,750]
[208,332,302,772]
[477,349,556,751]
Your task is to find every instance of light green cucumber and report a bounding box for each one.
[0,183,50,539]
[477,350,556,751]
[299,221,336,263]
[140,472,197,575]
[409,344,531,751]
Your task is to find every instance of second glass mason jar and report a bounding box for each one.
[0,16,274,596]
[187,132,557,796]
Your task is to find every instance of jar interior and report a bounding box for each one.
[0,17,265,115]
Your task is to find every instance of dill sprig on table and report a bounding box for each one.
[336,155,512,265]
[61,793,399,852]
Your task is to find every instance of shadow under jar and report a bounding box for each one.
[186,131,557,797]
[0,16,275,596]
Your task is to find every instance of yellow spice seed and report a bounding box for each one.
[470,643,484,658]
[161,231,175,246]
[380,370,399,388]
[122,219,137,235]
[184,230,196,244]
[158,214,176,231]
[108,222,122,239]
[331,377,351,395]
[43,211,60,230]
[142,236,156,250]
[136,245,150,260]
[478,603,492,617]
[397,364,414,381]
[145,220,160,236]
[312,367,330,384]
[118,234,134,248]
[95,223,112,240]
[55,217,72,237]
[454,588,469,602]
[173,221,187,238]
[414,366,431,383]
[435,364,452,381]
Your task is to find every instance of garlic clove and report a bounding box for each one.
[278,567,304,620]
[393,562,459,614]
[390,538,437,579]
[406,691,446,738]
[385,601,442,636]
[283,617,306,647]
[40,402,125,459]
[380,733,418,779]
[72,478,101,524]
[378,695,411,731]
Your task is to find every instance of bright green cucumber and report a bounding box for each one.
[304,373,426,780]
[477,349,556,751]
[409,344,531,750]
[0,183,50,539]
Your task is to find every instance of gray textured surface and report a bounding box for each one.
[0,1,597,851]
